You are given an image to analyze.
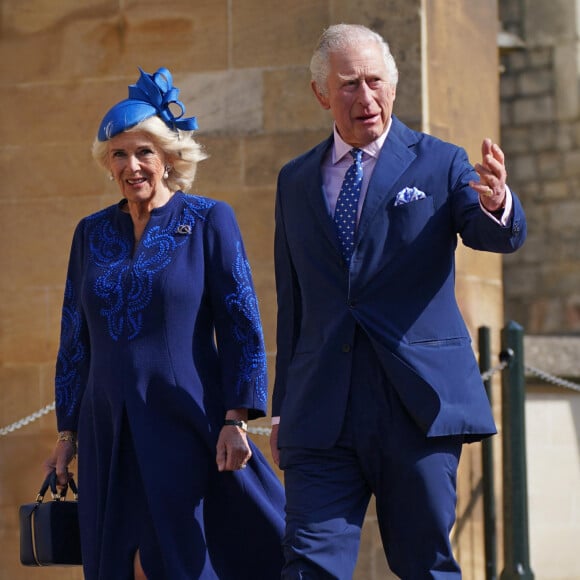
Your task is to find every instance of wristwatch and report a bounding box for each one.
[224,419,248,431]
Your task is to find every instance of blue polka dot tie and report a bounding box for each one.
[334,148,363,263]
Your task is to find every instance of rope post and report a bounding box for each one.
[479,326,497,580]
[499,321,534,579]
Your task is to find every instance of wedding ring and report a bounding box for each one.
[483,186,494,197]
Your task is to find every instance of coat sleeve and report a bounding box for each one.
[272,173,302,418]
[55,221,91,432]
[204,201,268,419]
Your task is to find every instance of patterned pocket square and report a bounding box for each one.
[394,186,427,206]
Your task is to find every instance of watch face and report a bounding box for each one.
[225,419,247,431]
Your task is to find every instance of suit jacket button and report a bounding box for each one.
[342,344,351,353]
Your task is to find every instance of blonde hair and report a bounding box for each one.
[310,24,399,96]
[91,116,208,192]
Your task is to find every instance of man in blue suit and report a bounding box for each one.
[270,24,526,579]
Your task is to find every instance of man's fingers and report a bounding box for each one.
[481,137,493,159]
[490,141,505,164]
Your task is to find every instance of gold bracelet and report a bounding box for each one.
[57,431,78,457]
[57,431,77,444]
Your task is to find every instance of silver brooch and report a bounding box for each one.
[176,224,192,235]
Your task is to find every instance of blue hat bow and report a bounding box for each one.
[97,67,198,141]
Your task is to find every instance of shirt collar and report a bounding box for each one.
[331,117,392,164]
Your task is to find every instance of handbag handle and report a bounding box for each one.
[36,472,78,503]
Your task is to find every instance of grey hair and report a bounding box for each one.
[310,24,399,95]
[91,116,208,193]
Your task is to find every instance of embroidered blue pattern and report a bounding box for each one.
[88,195,216,341]
[55,279,85,417]
[225,242,267,405]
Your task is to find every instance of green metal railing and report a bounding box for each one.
[479,322,534,580]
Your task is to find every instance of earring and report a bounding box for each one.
[164,165,171,180]
[109,174,114,181]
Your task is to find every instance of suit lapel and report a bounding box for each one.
[301,136,344,256]
[356,117,418,244]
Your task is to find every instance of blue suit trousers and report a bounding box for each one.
[279,329,463,579]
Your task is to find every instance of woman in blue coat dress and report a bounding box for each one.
[43,67,285,579]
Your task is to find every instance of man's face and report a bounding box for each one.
[313,40,396,148]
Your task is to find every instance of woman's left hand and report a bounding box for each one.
[216,424,252,472]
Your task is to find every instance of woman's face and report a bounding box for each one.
[107,131,169,205]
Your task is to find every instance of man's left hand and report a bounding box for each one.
[470,138,507,212]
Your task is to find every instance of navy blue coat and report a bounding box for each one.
[55,192,284,579]
[273,116,527,448]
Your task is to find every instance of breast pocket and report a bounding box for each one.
[388,195,435,246]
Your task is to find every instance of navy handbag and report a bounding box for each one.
[19,472,82,566]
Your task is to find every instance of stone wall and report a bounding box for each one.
[0,1,503,578]
[500,0,580,333]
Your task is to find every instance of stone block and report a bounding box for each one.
[180,70,263,135]
[0,366,45,430]
[500,74,518,99]
[0,195,103,289]
[1,79,125,147]
[518,69,553,96]
[508,153,538,182]
[530,123,558,152]
[548,200,580,230]
[0,287,57,365]
[244,130,330,188]
[0,143,101,201]
[513,95,555,124]
[555,121,574,150]
[11,1,231,79]
[505,49,528,73]
[229,187,275,264]
[563,149,580,177]
[527,47,552,69]
[541,179,569,200]
[525,0,577,45]
[537,150,562,179]
[120,0,229,72]
[0,1,114,82]
[527,297,565,333]
[571,120,580,147]
[505,264,542,298]
[263,68,329,133]
[500,101,514,126]
[455,269,504,337]
[499,0,523,24]
[554,42,580,120]
[456,244,502,282]
[232,0,328,68]
[194,136,244,194]
[501,126,533,154]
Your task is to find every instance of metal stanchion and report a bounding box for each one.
[500,321,534,579]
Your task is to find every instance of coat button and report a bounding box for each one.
[342,344,352,353]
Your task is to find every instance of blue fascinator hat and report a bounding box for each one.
[97,67,198,141]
